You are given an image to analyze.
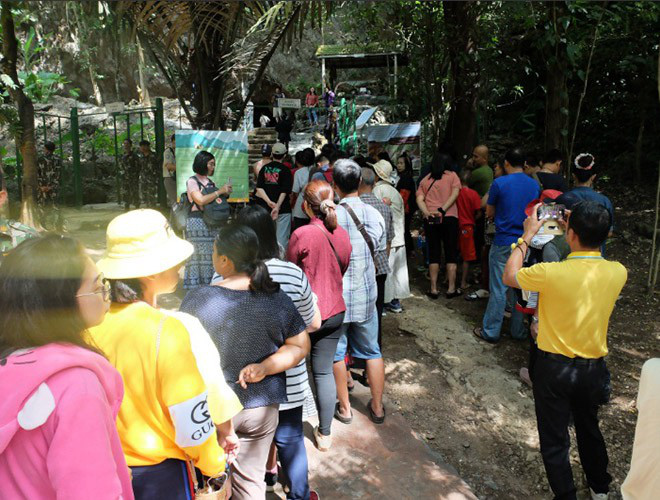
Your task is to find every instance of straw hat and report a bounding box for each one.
[97,209,194,279]
[373,159,393,184]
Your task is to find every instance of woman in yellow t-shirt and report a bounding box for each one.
[88,209,242,499]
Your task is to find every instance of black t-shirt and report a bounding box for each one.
[537,172,568,192]
[256,161,294,213]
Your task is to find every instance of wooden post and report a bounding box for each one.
[321,57,326,90]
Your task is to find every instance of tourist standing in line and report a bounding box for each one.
[275,112,293,151]
[358,167,394,345]
[181,224,309,500]
[416,152,462,298]
[253,144,272,194]
[291,148,316,232]
[373,160,410,314]
[473,148,539,343]
[556,153,614,255]
[395,153,418,255]
[504,201,627,500]
[163,134,177,206]
[456,170,483,292]
[537,148,569,192]
[184,150,232,289]
[255,142,294,249]
[0,235,133,500]
[138,140,160,207]
[89,210,237,499]
[288,180,352,450]
[231,205,322,500]
[467,145,493,299]
[332,159,387,425]
[120,138,141,210]
[305,87,319,128]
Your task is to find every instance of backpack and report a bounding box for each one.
[193,177,231,229]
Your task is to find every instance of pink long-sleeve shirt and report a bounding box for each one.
[0,343,133,500]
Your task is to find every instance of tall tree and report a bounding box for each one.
[1,1,39,226]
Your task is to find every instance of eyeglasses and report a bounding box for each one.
[76,274,111,302]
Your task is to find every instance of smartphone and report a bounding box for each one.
[537,204,565,220]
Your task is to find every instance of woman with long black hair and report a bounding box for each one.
[0,235,133,500]
[416,152,461,298]
[181,223,309,500]
[396,153,418,254]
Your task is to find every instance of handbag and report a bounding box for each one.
[193,471,229,500]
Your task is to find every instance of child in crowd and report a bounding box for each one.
[457,170,482,291]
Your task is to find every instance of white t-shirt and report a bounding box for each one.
[292,167,310,219]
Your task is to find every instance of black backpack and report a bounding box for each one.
[193,177,231,229]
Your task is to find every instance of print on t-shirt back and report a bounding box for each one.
[264,166,280,184]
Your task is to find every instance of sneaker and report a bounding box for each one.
[384,299,403,313]
[313,426,332,451]
[310,491,320,500]
[590,488,608,500]
[265,472,278,492]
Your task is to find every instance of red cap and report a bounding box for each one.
[524,189,563,217]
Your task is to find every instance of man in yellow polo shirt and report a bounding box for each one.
[503,201,627,500]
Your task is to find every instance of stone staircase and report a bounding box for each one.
[248,127,278,165]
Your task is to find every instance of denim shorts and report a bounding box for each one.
[334,311,381,362]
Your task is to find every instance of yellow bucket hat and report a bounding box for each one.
[373,159,393,184]
[97,209,194,279]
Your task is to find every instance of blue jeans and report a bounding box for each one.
[482,244,525,341]
[334,311,382,362]
[274,406,310,500]
[306,108,318,125]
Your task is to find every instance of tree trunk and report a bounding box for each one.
[1,1,39,227]
[443,1,480,166]
[136,36,151,105]
[544,3,569,156]
[633,105,646,184]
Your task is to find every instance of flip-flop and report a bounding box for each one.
[334,402,353,424]
[446,289,463,299]
[367,399,385,424]
[426,291,440,299]
[473,326,499,344]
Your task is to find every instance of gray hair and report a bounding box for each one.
[360,167,376,187]
[333,159,362,193]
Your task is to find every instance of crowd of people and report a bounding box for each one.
[0,127,656,500]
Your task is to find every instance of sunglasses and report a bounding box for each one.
[76,273,111,302]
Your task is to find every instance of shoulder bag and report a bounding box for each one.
[341,203,376,262]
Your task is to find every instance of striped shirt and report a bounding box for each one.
[337,196,386,323]
[265,259,316,411]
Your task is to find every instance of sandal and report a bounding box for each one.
[472,327,499,344]
[367,399,386,424]
[426,290,440,300]
[465,289,489,301]
[446,289,463,299]
[334,402,353,424]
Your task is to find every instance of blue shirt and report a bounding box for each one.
[556,186,614,255]
[488,172,540,246]
[556,187,614,229]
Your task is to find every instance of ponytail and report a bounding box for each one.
[319,199,338,231]
[215,224,280,295]
[303,180,338,232]
[247,260,280,294]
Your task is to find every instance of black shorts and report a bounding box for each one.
[425,216,458,264]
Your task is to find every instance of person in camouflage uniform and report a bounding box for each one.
[0,169,38,261]
[37,141,64,231]
[138,140,160,207]
[120,139,141,210]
